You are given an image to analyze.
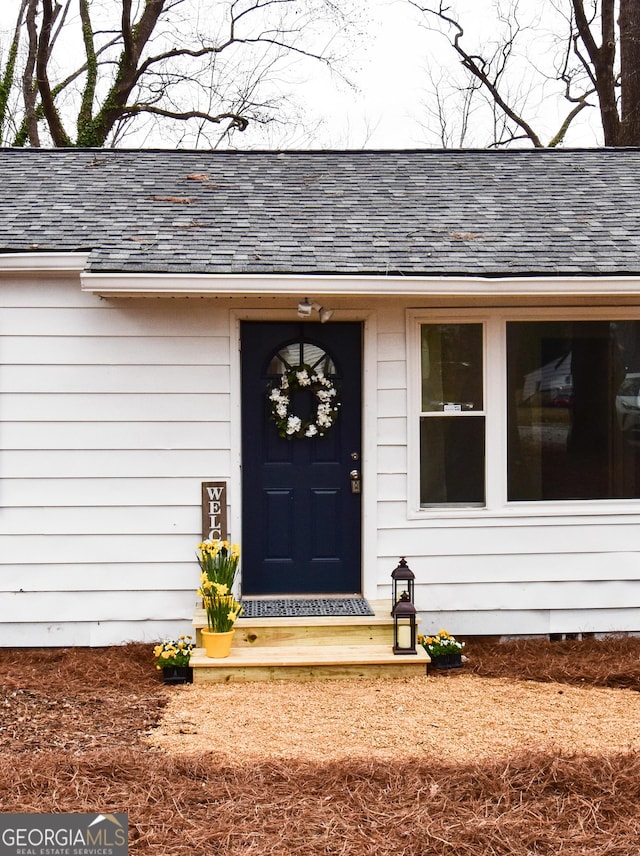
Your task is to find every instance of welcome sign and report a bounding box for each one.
[0,814,128,856]
[201,481,227,541]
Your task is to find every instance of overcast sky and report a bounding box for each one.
[311,0,432,148]
[314,0,602,149]
[1,0,603,149]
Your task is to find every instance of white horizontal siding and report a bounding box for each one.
[377,331,407,361]
[1,619,194,647]
[377,551,640,584]
[0,563,199,591]
[0,364,229,393]
[377,473,407,502]
[0,275,234,645]
[377,417,406,444]
[0,421,225,450]
[1,449,230,478]
[0,303,230,336]
[1,392,228,420]
[378,520,640,556]
[1,335,229,364]
[377,360,406,390]
[377,388,406,418]
[0,506,199,535]
[0,590,196,623]
[377,445,406,474]
[0,278,99,308]
[2,533,198,563]
[414,580,640,611]
[418,608,640,636]
[1,477,211,506]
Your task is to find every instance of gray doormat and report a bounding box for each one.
[240,597,374,618]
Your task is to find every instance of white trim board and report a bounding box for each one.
[0,253,89,273]
[81,272,640,298]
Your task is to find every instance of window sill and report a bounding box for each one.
[409,499,640,525]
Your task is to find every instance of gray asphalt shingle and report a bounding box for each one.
[0,147,639,277]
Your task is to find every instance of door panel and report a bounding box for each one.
[241,321,362,594]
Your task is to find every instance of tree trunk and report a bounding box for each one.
[619,0,640,145]
[572,0,620,145]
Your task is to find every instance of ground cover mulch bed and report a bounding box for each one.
[0,637,639,855]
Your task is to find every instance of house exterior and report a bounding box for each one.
[2,147,640,646]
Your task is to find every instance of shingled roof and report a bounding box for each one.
[1,147,639,277]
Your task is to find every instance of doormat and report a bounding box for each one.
[239,597,375,618]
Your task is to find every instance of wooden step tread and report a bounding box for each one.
[192,600,397,630]
[190,644,430,669]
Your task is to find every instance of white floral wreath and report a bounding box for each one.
[268,364,340,439]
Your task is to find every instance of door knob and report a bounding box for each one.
[350,469,361,494]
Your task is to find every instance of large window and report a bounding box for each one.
[416,314,640,510]
[507,321,640,501]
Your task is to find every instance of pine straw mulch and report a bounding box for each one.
[0,636,639,855]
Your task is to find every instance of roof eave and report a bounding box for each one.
[80,270,640,299]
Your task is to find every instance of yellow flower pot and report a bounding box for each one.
[202,629,235,659]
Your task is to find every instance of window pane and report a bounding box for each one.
[420,416,485,505]
[507,321,640,500]
[421,324,483,412]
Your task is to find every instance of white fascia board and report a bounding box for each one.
[0,252,89,273]
[81,271,640,298]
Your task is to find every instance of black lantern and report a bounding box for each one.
[391,557,415,614]
[392,592,417,655]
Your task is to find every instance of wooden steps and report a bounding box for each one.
[190,599,430,682]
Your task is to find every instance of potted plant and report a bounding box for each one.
[153,635,195,683]
[198,579,243,658]
[419,630,465,669]
[197,539,240,590]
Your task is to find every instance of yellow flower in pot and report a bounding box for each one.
[197,576,243,658]
[153,635,195,683]
[197,539,240,590]
[418,629,465,670]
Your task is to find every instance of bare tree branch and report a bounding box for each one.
[4,0,357,148]
[547,96,590,146]
[411,1,545,146]
[123,102,250,130]
[410,0,640,148]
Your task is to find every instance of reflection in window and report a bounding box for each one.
[421,324,483,412]
[420,324,485,506]
[507,321,640,500]
[420,416,485,505]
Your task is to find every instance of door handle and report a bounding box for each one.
[350,469,361,494]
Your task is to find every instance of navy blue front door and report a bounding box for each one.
[241,321,362,594]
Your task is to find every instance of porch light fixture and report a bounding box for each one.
[392,591,417,655]
[391,556,415,615]
[297,297,313,317]
[297,298,333,323]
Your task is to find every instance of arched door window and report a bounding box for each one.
[266,340,337,377]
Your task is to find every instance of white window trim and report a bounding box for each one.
[407,306,640,522]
